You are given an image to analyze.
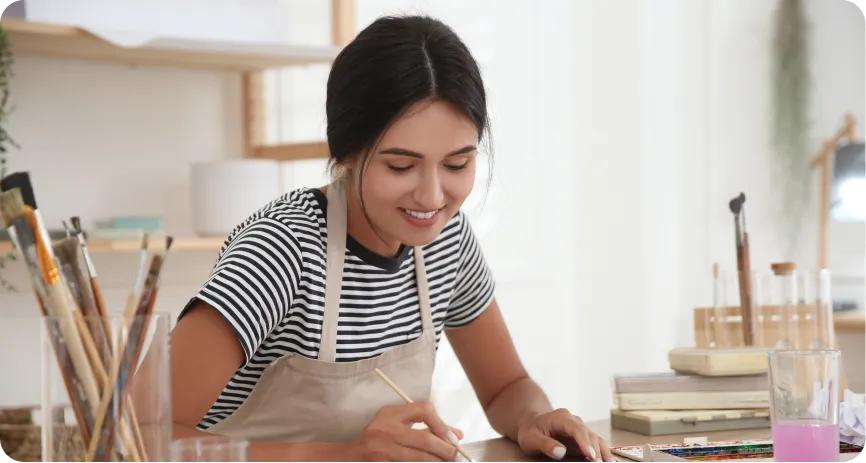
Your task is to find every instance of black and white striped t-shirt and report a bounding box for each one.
[183,187,495,430]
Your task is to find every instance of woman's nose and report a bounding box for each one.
[413,170,445,209]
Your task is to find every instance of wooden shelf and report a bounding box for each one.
[0,236,224,254]
[1,19,340,71]
[252,141,330,161]
[835,311,866,331]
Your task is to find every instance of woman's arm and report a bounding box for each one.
[446,298,613,461]
[171,302,353,461]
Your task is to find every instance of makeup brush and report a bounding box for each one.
[0,190,94,445]
[729,193,753,346]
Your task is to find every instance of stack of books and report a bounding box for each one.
[611,347,771,435]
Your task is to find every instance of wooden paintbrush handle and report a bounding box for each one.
[44,319,95,445]
[737,234,754,346]
[45,284,102,410]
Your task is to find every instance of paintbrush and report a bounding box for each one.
[729,193,753,346]
[54,238,111,363]
[69,218,148,460]
[1,192,94,445]
[88,237,172,461]
[53,237,144,461]
[373,368,475,462]
[0,175,103,410]
[0,174,135,461]
[70,217,110,328]
[0,189,95,446]
[122,233,149,325]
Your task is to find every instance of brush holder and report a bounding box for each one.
[41,313,171,461]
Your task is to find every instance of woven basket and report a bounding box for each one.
[0,407,84,462]
[0,423,84,462]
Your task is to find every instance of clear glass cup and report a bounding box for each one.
[171,436,250,461]
[41,313,172,461]
[768,349,840,462]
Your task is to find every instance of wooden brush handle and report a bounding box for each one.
[45,283,102,411]
[44,318,95,445]
[737,234,754,346]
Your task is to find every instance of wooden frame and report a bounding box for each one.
[240,0,355,161]
[811,113,857,269]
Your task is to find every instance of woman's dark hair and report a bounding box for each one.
[326,15,491,177]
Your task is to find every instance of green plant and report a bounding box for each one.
[772,0,811,253]
[0,24,18,292]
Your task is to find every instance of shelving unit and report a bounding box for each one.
[0,19,340,71]
[0,237,225,254]
[0,2,356,254]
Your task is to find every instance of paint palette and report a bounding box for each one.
[611,439,863,461]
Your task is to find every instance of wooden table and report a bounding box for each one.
[462,419,815,461]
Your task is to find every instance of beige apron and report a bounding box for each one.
[206,180,437,442]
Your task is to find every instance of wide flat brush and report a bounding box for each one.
[1,175,106,458]
[0,190,94,445]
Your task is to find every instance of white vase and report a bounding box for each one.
[190,159,281,237]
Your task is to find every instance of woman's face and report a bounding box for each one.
[348,99,478,252]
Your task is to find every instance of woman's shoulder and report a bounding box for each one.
[219,188,326,255]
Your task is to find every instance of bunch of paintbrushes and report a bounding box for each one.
[0,171,173,462]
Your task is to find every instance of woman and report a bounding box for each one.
[172,15,613,462]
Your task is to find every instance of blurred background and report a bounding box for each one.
[0,0,862,443]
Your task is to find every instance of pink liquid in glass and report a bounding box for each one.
[772,420,839,462]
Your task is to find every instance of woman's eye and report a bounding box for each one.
[444,163,469,171]
[387,164,413,172]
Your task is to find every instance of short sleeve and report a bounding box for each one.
[181,217,304,361]
[444,213,496,328]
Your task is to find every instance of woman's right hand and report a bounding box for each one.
[350,402,465,461]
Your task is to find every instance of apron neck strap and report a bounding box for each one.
[413,246,434,333]
[319,180,434,362]
[320,180,348,362]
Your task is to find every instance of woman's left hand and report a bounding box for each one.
[516,408,615,462]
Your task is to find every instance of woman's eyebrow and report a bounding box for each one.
[377,145,477,158]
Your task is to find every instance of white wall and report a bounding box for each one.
[0,0,862,443]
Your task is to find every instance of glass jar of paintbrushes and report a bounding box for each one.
[41,313,172,462]
[0,171,177,461]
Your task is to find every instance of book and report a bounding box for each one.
[616,390,769,410]
[668,347,769,376]
[610,408,770,436]
[613,371,768,393]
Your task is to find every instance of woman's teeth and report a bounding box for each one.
[402,208,438,219]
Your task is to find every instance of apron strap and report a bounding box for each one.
[320,181,436,362]
[320,181,347,362]
[413,247,434,333]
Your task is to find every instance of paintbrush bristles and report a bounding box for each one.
[141,233,149,251]
[71,216,83,235]
[728,192,746,214]
[165,236,173,252]
[0,172,37,209]
[0,188,24,226]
